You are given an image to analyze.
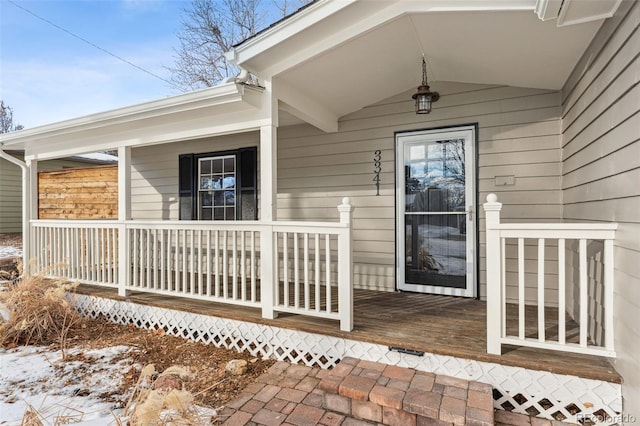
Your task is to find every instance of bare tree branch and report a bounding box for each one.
[0,100,24,133]
[167,0,311,91]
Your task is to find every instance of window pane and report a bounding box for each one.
[213,159,223,173]
[213,207,224,220]
[225,190,235,206]
[212,176,222,189]
[200,177,213,190]
[213,191,225,206]
[225,207,235,220]
[223,176,235,189]
[200,160,211,174]
[224,157,235,173]
[200,208,212,220]
[201,192,213,207]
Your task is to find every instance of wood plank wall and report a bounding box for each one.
[38,165,118,219]
[278,81,563,297]
[560,0,640,415]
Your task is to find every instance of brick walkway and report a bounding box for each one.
[217,357,495,425]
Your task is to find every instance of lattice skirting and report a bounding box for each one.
[72,294,621,424]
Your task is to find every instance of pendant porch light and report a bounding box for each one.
[412,57,439,114]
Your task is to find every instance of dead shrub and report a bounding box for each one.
[0,262,80,356]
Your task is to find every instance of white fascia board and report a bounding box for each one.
[225,0,355,67]
[25,117,272,162]
[229,0,537,77]
[0,83,258,147]
[276,79,339,133]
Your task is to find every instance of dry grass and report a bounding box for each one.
[124,364,214,425]
[0,261,80,358]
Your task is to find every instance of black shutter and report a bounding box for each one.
[178,154,196,220]
[239,148,258,220]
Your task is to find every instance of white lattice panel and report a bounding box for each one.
[72,294,621,424]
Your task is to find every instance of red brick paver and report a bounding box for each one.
[216,358,503,425]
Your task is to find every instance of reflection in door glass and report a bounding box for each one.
[404,139,465,213]
[404,138,467,289]
[405,214,466,288]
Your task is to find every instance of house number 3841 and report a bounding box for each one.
[373,150,381,196]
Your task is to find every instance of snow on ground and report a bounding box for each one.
[0,345,132,425]
[0,246,21,260]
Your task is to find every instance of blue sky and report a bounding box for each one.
[0,0,282,129]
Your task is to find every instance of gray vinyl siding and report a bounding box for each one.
[130,132,260,220]
[277,82,563,297]
[0,156,97,233]
[560,0,640,417]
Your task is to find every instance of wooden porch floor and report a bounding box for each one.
[76,285,619,383]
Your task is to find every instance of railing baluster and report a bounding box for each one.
[325,235,331,313]
[283,232,289,308]
[190,229,195,295]
[207,229,212,297]
[538,238,545,342]
[181,229,187,294]
[558,239,566,344]
[160,229,165,291]
[304,233,309,310]
[223,230,228,299]
[241,231,246,301]
[518,238,525,340]
[579,239,588,347]
[174,229,179,292]
[251,231,256,302]
[146,229,151,289]
[273,232,279,305]
[315,234,320,312]
[152,229,158,290]
[294,232,299,309]
[232,231,238,300]
[215,230,220,298]
[197,229,203,296]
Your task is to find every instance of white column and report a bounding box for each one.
[484,193,503,355]
[118,146,131,297]
[259,125,277,222]
[26,159,38,273]
[337,197,354,331]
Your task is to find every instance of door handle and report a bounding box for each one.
[467,206,473,221]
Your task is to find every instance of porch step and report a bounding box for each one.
[319,357,494,425]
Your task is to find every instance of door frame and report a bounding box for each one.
[394,124,478,298]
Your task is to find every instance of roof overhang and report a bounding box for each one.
[226,0,620,129]
[0,83,266,160]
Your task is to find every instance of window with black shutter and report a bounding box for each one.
[178,147,257,220]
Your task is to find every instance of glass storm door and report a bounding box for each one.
[396,126,476,297]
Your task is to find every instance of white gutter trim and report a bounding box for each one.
[0,147,30,270]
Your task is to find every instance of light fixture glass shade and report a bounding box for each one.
[412,58,439,114]
[414,91,433,114]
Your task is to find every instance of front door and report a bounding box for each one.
[396,126,476,297]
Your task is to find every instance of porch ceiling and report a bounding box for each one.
[230,0,608,125]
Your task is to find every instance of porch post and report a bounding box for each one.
[117,146,131,297]
[259,124,278,319]
[338,197,354,331]
[26,159,37,274]
[484,193,503,355]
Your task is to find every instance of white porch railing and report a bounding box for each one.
[30,198,354,331]
[484,193,617,357]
